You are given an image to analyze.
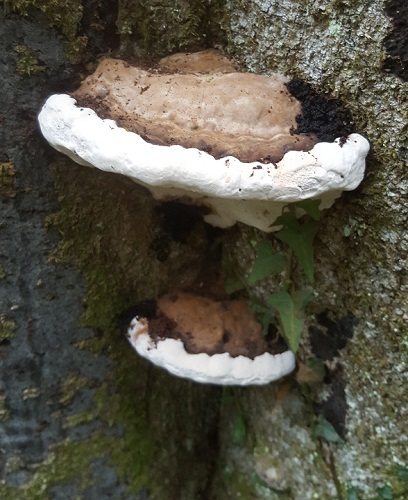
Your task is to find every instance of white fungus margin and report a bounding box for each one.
[38,94,370,232]
[127,317,296,386]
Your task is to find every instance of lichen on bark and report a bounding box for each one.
[219,0,408,496]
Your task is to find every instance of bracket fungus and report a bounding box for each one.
[127,292,295,385]
[38,49,369,232]
[38,50,370,384]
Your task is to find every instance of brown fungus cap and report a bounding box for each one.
[148,292,287,359]
[71,49,317,163]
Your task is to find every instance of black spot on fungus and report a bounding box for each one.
[286,79,354,142]
[222,330,231,344]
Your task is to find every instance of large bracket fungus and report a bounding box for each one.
[38,49,369,232]
[127,292,295,385]
[38,50,370,385]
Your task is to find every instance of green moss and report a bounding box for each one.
[14,44,44,77]
[7,0,84,62]
[0,316,14,425]
[117,0,227,57]
[0,162,17,198]
[59,373,90,406]
[0,315,16,342]
[22,387,41,400]
[6,158,221,498]
[8,0,82,38]
[0,393,10,423]
[39,160,163,492]
[14,436,109,500]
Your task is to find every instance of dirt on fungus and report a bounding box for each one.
[144,292,289,359]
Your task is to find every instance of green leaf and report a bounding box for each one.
[272,211,299,229]
[247,241,285,285]
[250,298,276,334]
[376,484,393,500]
[267,290,312,352]
[274,213,319,283]
[225,272,245,294]
[314,415,343,443]
[295,199,322,221]
[397,466,408,483]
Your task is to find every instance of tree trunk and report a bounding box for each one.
[0,1,407,498]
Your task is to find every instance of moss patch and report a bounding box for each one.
[0,315,16,343]
[7,0,84,62]
[0,162,17,198]
[0,392,10,423]
[14,44,45,77]
[117,0,227,57]
[12,158,222,498]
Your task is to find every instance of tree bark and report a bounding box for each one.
[0,1,407,498]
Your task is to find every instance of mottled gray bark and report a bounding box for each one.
[0,1,407,499]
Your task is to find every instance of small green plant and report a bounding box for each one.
[226,199,321,352]
[313,414,343,444]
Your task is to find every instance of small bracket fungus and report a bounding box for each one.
[127,292,295,385]
[38,50,369,232]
